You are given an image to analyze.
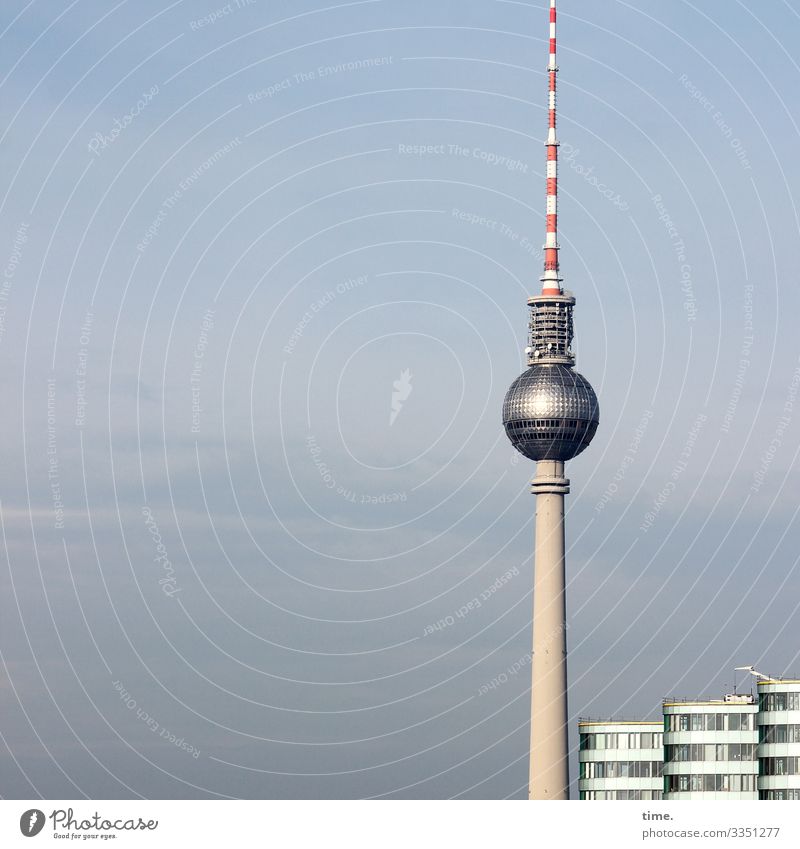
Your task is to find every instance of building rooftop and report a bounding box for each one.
[663,694,756,706]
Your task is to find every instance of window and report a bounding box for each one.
[728,712,754,731]
[667,744,737,762]
[585,760,666,780]
[761,789,800,800]
[647,732,659,749]
[667,774,757,794]
[584,762,605,779]
[679,714,690,731]
[666,744,688,762]
[580,733,590,751]
[692,714,704,731]
[760,757,800,776]
[762,693,792,711]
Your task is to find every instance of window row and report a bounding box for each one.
[665,774,756,793]
[506,420,585,435]
[579,732,663,751]
[665,743,756,763]
[759,724,800,744]
[580,791,663,801]
[759,790,800,800]
[580,761,663,780]
[759,757,800,776]
[664,712,753,732]
[760,692,800,712]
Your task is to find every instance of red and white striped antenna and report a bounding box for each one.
[525,0,575,367]
[542,0,562,296]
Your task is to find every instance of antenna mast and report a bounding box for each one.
[542,0,562,296]
[525,0,574,367]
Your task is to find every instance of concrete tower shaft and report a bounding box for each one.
[529,460,570,799]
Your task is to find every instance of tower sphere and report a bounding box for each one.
[502,364,599,461]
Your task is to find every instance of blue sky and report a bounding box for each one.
[1,0,800,799]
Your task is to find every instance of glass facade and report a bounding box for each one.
[665,743,755,762]
[760,725,800,744]
[664,712,753,732]
[580,790,662,800]
[580,732,662,751]
[757,682,800,801]
[578,722,663,802]
[761,790,800,800]
[665,774,755,793]
[662,699,758,800]
[580,761,662,780]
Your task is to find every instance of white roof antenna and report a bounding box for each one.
[735,665,770,680]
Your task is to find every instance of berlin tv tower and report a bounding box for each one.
[502,0,599,800]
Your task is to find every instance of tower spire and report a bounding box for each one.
[542,0,562,296]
